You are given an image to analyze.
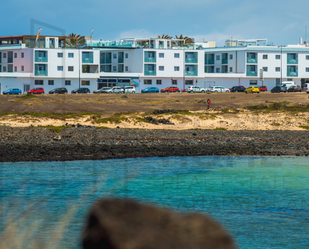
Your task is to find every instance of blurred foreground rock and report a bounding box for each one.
[82,198,236,249]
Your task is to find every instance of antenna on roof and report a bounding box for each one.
[305,26,307,44]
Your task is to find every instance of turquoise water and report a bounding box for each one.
[1,156,309,248]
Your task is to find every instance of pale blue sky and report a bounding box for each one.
[2,0,309,46]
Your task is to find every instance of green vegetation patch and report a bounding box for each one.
[17,94,38,99]
[299,126,309,130]
[96,126,110,129]
[213,127,227,130]
[95,113,128,124]
[247,101,309,112]
[0,112,102,119]
[270,123,281,127]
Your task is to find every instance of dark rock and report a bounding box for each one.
[82,198,235,249]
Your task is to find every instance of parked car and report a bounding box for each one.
[303,83,309,93]
[93,87,113,93]
[287,85,302,92]
[142,87,159,93]
[186,86,206,93]
[230,86,246,92]
[71,88,90,94]
[112,86,124,93]
[49,88,68,94]
[28,87,45,95]
[270,86,287,93]
[245,86,260,94]
[258,85,268,92]
[208,86,230,93]
[124,86,136,93]
[280,81,295,90]
[161,86,180,93]
[3,88,22,95]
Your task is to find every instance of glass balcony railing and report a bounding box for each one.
[82,58,93,63]
[287,71,298,77]
[100,58,105,64]
[35,70,48,76]
[247,58,257,63]
[185,58,197,63]
[287,58,298,64]
[185,70,198,76]
[246,71,257,76]
[35,56,48,62]
[207,59,214,64]
[144,70,156,76]
[222,59,228,64]
[145,57,156,63]
[118,58,124,63]
[106,58,111,63]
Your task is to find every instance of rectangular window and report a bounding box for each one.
[174,66,180,71]
[174,53,180,58]
[113,53,117,59]
[306,68,309,72]
[172,80,177,85]
[113,66,117,71]
[125,66,128,71]
[159,53,164,58]
[229,67,233,72]
[57,66,63,71]
[21,66,24,71]
[68,66,74,71]
[68,53,74,58]
[275,67,280,72]
[3,53,6,59]
[263,54,268,59]
[14,66,17,72]
[287,78,293,81]
[82,80,90,85]
[125,53,128,58]
[216,55,220,60]
[48,80,54,85]
[229,54,233,60]
[249,80,258,85]
[14,53,17,58]
[185,80,193,85]
[276,55,280,59]
[263,67,268,72]
[159,66,164,71]
[306,55,309,60]
[144,79,152,85]
[3,66,6,72]
[35,80,43,85]
[21,52,24,58]
[65,80,71,85]
[156,80,162,85]
[216,68,220,73]
[58,53,63,58]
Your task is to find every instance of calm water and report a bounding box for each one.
[1,156,309,248]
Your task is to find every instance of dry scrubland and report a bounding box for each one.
[0,92,309,130]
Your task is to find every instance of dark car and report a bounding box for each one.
[142,87,159,93]
[49,88,68,94]
[230,86,246,92]
[271,86,287,93]
[258,85,268,92]
[28,87,45,94]
[287,85,302,92]
[71,88,90,94]
[160,86,180,93]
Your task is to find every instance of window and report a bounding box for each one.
[262,67,268,72]
[159,53,164,58]
[159,66,164,71]
[276,55,281,60]
[229,54,233,60]
[172,80,177,85]
[3,66,6,72]
[48,80,54,85]
[68,53,74,58]
[144,79,152,85]
[113,53,117,59]
[263,54,268,59]
[306,68,309,72]
[68,66,74,71]
[287,78,293,81]
[276,78,281,85]
[275,67,280,72]
[125,53,128,59]
[82,80,90,86]
[21,66,24,71]
[113,66,117,72]
[216,68,220,73]
[125,66,128,71]
[65,80,71,85]
[21,52,24,58]
[174,53,180,58]
[174,66,180,71]
[185,80,193,85]
[249,80,258,85]
[14,53,17,58]
[57,66,63,71]
[3,53,6,59]
[35,80,43,85]
[14,66,17,72]
[58,53,63,58]
[306,55,309,60]
[229,67,233,72]
[156,80,162,85]
[216,55,220,60]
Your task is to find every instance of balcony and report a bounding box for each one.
[247,58,257,63]
[246,71,257,76]
[287,58,298,64]
[35,56,48,63]
[222,59,228,64]
[82,58,93,63]
[185,70,198,76]
[118,57,124,63]
[35,70,48,76]
[144,70,156,76]
[145,57,156,63]
[287,71,298,77]
[106,58,111,63]
[185,58,197,63]
[207,59,214,64]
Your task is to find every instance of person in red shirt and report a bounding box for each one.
[207,99,211,110]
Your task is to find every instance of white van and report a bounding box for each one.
[303,83,309,93]
[280,81,296,91]
[124,86,135,93]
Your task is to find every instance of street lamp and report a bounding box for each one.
[280,45,283,85]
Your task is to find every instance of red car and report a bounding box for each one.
[28,87,45,94]
[161,86,180,93]
[258,85,268,92]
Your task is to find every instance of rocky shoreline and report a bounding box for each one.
[0,127,308,162]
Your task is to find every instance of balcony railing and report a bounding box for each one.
[246,71,257,76]
[222,59,228,64]
[106,58,111,63]
[207,59,214,64]
[145,57,156,63]
[144,70,156,76]
[35,70,48,76]
[82,58,93,63]
[100,58,105,64]
[185,58,197,63]
[287,58,298,64]
[287,71,298,77]
[118,58,124,63]
[247,58,257,63]
[185,70,198,76]
[35,56,48,63]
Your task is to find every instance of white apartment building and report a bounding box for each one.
[1,36,309,94]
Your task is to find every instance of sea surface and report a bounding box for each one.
[1,156,309,249]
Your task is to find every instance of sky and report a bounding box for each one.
[1,0,309,47]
